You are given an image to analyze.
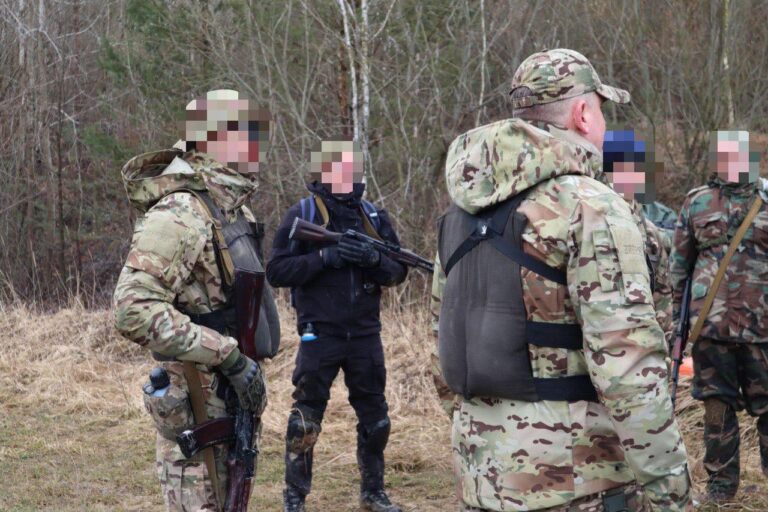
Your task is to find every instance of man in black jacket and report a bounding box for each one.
[267,140,406,512]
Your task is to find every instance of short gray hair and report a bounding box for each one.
[510,87,598,124]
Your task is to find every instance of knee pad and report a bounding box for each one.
[704,398,731,428]
[359,417,391,453]
[286,409,322,455]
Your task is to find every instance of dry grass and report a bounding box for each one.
[1,299,766,511]
[0,300,452,511]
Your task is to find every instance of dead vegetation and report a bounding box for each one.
[0,300,766,511]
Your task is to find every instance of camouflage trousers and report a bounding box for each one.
[461,482,649,512]
[692,338,768,498]
[145,362,260,511]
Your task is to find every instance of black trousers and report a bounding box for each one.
[291,333,388,424]
[285,334,390,495]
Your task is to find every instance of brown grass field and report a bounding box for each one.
[1,300,766,511]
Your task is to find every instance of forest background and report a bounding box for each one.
[3,0,768,305]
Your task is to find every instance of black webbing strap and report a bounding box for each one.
[443,193,567,285]
[487,237,567,285]
[534,375,598,402]
[526,321,583,349]
[188,306,237,335]
[444,196,519,276]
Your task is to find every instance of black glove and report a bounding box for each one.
[338,235,381,268]
[217,350,266,414]
[321,245,346,269]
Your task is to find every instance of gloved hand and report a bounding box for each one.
[321,245,346,269]
[217,349,266,414]
[338,235,380,268]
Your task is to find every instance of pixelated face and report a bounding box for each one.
[713,132,754,184]
[310,141,364,194]
[184,96,269,174]
[603,130,661,203]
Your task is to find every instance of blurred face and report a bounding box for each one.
[608,161,646,200]
[715,139,751,183]
[185,97,269,174]
[311,141,364,194]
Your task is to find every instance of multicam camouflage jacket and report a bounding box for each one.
[113,149,262,366]
[431,119,690,511]
[632,201,674,347]
[670,175,768,344]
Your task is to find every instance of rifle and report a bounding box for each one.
[670,277,692,407]
[289,217,434,273]
[176,268,265,512]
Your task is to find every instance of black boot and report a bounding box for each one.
[360,488,402,512]
[357,418,401,512]
[283,485,306,512]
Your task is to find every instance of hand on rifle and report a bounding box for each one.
[320,245,346,269]
[338,234,380,268]
[217,349,267,414]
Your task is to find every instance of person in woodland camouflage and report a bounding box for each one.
[670,130,768,501]
[113,90,280,511]
[603,130,675,346]
[432,49,691,512]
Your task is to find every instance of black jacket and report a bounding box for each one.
[266,182,407,338]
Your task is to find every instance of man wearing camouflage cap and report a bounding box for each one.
[431,49,691,511]
[113,89,280,511]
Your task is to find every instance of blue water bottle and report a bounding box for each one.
[300,323,318,342]
[142,367,170,397]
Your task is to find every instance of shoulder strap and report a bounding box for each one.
[311,195,330,228]
[443,192,567,285]
[689,196,763,344]
[359,200,383,241]
[176,189,236,287]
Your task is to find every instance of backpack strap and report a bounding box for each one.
[310,195,330,228]
[360,200,383,240]
[443,192,567,285]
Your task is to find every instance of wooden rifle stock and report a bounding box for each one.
[289,217,342,244]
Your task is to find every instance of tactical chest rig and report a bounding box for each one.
[437,190,598,402]
[158,189,279,360]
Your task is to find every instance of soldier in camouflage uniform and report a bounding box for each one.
[670,130,768,500]
[603,130,675,346]
[431,49,691,512]
[113,90,279,511]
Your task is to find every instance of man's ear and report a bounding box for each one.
[571,99,589,137]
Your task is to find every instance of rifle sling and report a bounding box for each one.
[689,195,763,344]
[178,417,236,458]
[183,361,222,508]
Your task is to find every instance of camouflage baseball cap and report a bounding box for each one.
[510,49,630,109]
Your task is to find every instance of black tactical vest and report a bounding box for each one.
[175,190,280,360]
[437,191,597,402]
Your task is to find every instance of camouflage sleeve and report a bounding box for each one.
[429,253,459,418]
[669,198,696,322]
[568,194,690,510]
[113,194,238,366]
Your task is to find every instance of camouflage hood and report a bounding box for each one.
[121,148,258,213]
[445,118,602,214]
